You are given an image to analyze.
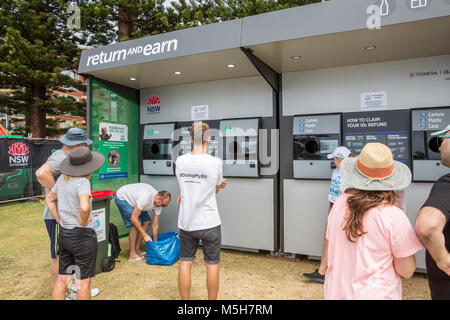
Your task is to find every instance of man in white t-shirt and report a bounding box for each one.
[115,183,171,262]
[175,121,227,300]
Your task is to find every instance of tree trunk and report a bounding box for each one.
[118,1,137,41]
[30,84,47,138]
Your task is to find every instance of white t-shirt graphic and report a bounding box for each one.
[175,153,223,231]
[328,168,344,203]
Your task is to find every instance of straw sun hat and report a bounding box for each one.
[340,143,411,191]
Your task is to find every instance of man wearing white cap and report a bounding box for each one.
[416,124,450,300]
[304,146,353,283]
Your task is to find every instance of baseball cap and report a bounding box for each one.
[431,124,450,136]
[327,146,352,159]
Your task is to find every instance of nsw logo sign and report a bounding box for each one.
[147,96,161,114]
[8,142,30,167]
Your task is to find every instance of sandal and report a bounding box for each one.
[128,256,145,262]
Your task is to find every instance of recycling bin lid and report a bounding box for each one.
[91,190,116,199]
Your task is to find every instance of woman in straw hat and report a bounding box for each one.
[45,146,105,300]
[323,143,423,300]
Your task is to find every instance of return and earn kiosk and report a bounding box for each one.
[79,0,450,272]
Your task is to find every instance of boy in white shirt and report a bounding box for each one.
[175,122,227,300]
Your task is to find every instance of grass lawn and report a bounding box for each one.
[0,201,431,300]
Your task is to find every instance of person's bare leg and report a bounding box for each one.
[206,263,219,300]
[318,204,333,275]
[76,278,91,300]
[52,274,71,300]
[179,260,193,300]
[318,242,327,275]
[128,226,140,260]
[51,257,59,284]
[136,221,151,256]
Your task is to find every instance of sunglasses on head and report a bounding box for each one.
[438,136,450,147]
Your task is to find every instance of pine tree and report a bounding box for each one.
[169,0,323,28]
[0,0,86,138]
[77,0,180,45]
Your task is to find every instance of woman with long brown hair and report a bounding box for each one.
[324,143,422,300]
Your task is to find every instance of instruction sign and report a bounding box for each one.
[360,91,388,111]
[411,108,450,132]
[99,122,129,179]
[342,110,411,167]
[293,114,341,135]
[92,208,106,242]
[191,105,209,121]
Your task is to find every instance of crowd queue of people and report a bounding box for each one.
[36,122,450,300]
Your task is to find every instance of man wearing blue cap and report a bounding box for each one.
[36,128,99,299]
[416,124,450,300]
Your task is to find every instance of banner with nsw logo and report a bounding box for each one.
[0,138,62,170]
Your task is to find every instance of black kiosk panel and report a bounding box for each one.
[342,110,411,168]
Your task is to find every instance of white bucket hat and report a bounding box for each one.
[340,142,411,191]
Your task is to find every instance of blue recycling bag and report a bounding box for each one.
[146,232,180,266]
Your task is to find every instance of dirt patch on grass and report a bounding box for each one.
[0,202,431,300]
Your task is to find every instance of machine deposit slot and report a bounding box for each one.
[143,139,172,160]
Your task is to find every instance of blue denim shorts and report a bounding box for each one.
[114,197,151,228]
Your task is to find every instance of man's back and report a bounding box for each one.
[176,153,223,231]
[116,183,157,211]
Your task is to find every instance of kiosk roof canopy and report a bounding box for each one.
[78,0,450,89]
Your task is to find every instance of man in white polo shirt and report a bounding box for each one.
[175,121,227,300]
[115,183,171,262]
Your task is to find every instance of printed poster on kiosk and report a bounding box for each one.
[98,122,128,180]
[342,109,411,168]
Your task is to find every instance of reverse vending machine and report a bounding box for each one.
[219,118,260,177]
[174,120,221,158]
[142,123,175,175]
[411,107,450,181]
[293,114,341,179]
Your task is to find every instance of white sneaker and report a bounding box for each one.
[90,288,100,297]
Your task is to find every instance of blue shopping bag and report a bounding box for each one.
[146,232,180,266]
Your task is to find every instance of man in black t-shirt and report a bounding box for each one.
[416,124,450,300]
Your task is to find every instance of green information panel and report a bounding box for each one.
[91,80,138,237]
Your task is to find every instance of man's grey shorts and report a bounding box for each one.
[179,225,221,264]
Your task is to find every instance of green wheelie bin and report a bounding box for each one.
[91,190,116,275]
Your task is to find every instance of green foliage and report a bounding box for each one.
[169,0,323,29]
[76,0,181,44]
[0,0,87,137]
